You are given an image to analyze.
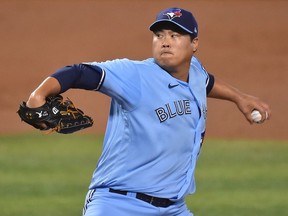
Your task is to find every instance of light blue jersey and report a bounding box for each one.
[86,56,209,200]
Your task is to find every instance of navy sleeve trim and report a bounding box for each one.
[84,64,106,91]
[206,73,214,95]
[50,64,105,93]
[95,68,105,90]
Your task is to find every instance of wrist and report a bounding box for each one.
[26,92,46,108]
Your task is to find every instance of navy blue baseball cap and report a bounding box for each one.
[149,7,198,36]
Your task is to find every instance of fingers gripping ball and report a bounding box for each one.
[17,95,93,134]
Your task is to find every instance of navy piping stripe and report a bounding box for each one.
[82,189,96,216]
[94,68,106,91]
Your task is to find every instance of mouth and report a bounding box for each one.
[160,51,173,56]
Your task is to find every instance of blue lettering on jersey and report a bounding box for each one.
[155,100,191,123]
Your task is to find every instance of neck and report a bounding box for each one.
[162,64,190,82]
[168,70,189,82]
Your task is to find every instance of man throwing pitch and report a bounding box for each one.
[22,7,271,216]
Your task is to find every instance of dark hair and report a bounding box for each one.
[189,34,197,41]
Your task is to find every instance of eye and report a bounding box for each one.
[171,33,180,38]
[155,32,163,39]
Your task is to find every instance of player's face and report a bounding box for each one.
[152,29,198,76]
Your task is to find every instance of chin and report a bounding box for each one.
[159,63,175,73]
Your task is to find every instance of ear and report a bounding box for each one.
[191,37,199,53]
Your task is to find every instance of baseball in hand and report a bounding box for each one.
[251,110,262,123]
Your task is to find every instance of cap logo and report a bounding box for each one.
[164,9,182,20]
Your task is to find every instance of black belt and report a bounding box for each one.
[109,188,174,208]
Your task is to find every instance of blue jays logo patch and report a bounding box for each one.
[164,9,182,20]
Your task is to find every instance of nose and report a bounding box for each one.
[161,37,170,48]
[162,43,170,48]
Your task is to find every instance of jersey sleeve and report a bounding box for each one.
[84,59,141,110]
[191,57,215,95]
